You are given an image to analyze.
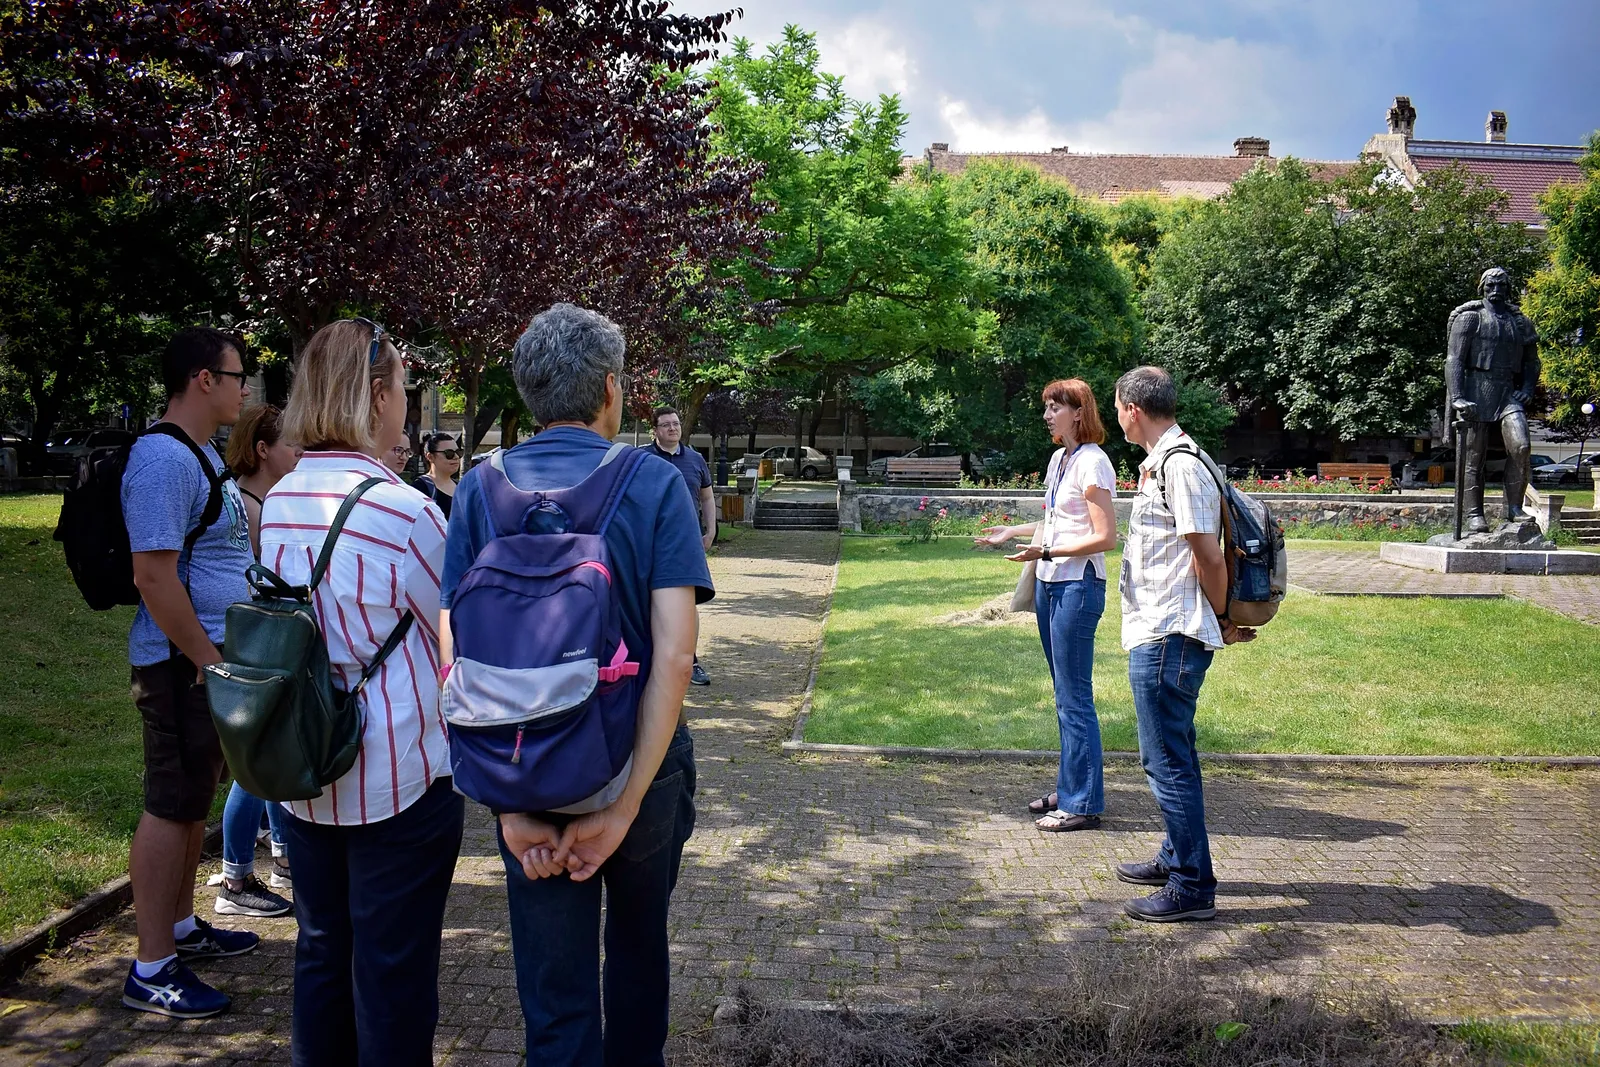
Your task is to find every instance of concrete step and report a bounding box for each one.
[752,524,840,533]
[755,519,839,530]
[1562,518,1600,532]
[759,501,839,512]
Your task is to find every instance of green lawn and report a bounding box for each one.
[1454,1021,1600,1067]
[804,539,1600,756]
[0,494,227,942]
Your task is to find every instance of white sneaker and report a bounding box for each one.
[268,861,292,889]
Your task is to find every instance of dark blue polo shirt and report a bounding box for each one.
[645,440,712,519]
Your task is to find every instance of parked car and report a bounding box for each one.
[45,428,134,474]
[1395,449,1554,484]
[1225,449,1327,480]
[755,445,834,480]
[866,443,963,481]
[1532,457,1594,486]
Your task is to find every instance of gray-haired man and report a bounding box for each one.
[438,303,713,1066]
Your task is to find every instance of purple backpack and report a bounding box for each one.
[442,442,646,813]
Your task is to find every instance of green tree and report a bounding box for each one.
[873,160,1156,473]
[1526,133,1600,418]
[0,181,231,468]
[702,27,977,445]
[1146,159,1543,442]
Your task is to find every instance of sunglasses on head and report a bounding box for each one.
[350,317,388,366]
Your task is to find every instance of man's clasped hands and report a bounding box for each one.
[499,804,639,883]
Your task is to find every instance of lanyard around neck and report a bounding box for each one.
[1047,444,1083,512]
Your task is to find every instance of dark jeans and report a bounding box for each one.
[499,726,697,1067]
[280,777,465,1067]
[1034,575,1106,816]
[1128,634,1216,901]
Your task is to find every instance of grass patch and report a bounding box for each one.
[681,945,1508,1067]
[1453,1020,1600,1066]
[0,494,223,942]
[804,538,1600,756]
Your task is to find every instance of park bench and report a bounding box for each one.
[1316,462,1393,488]
[886,456,963,486]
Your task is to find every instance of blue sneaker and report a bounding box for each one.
[174,917,259,959]
[1124,885,1216,923]
[122,958,230,1018]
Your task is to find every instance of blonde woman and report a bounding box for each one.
[977,379,1118,832]
[261,319,460,1067]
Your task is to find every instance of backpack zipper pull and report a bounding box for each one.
[511,725,524,765]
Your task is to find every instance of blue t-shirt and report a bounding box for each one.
[645,441,712,520]
[440,427,714,681]
[122,433,253,667]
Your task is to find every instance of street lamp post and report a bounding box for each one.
[1579,402,1596,468]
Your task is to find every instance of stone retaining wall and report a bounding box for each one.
[837,482,1494,532]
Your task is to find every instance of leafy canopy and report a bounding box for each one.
[1146,158,1543,439]
[1527,132,1600,418]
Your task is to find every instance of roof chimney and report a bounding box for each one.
[929,142,950,153]
[1233,136,1270,158]
[1485,110,1508,143]
[1050,145,1070,154]
[1386,95,1416,138]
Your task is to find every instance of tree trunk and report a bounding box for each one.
[807,387,826,448]
[681,381,714,440]
[461,351,481,459]
[472,403,503,455]
[500,406,521,449]
[793,407,805,479]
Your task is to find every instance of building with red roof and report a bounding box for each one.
[1362,95,1584,229]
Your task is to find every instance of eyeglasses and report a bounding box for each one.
[431,449,461,461]
[351,317,388,366]
[203,368,249,385]
[389,445,412,457]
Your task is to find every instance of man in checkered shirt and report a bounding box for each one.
[1112,366,1255,923]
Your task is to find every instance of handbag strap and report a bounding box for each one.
[309,477,386,593]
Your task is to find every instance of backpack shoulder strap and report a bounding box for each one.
[1155,442,1237,617]
[308,477,385,592]
[143,423,226,554]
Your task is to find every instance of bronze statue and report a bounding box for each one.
[1445,267,1540,534]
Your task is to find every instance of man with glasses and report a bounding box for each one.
[121,327,260,1018]
[647,407,714,685]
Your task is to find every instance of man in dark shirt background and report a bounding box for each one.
[647,407,714,686]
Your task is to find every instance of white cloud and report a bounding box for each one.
[822,18,916,99]
[938,98,1074,152]
[937,27,1332,156]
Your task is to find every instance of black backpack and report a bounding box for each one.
[54,423,225,611]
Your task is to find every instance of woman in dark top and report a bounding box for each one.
[414,432,461,518]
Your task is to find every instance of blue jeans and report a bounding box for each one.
[281,777,465,1067]
[1128,634,1217,902]
[1034,576,1106,816]
[221,780,286,881]
[499,726,697,1067]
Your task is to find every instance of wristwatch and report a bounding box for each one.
[1041,547,1052,561]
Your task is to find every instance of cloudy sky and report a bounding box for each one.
[680,0,1599,159]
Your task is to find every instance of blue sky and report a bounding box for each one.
[684,0,1600,158]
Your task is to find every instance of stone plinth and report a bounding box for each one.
[1379,541,1600,575]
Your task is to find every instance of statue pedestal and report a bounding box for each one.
[1379,542,1600,575]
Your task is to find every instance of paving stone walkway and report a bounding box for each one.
[1291,546,1600,624]
[3,535,1598,1065]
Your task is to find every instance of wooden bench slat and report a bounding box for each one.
[1316,462,1392,487]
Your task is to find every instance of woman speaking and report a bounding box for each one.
[977,379,1118,832]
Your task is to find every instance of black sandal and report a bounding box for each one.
[1027,792,1058,815]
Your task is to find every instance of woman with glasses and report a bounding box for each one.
[413,432,460,518]
[261,318,460,1066]
[382,441,412,477]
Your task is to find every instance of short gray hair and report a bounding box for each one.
[512,303,626,426]
[1114,365,1177,419]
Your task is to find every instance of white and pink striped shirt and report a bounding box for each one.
[259,451,450,826]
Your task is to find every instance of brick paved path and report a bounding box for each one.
[1292,546,1600,624]
[4,535,1598,1065]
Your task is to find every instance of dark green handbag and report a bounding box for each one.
[203,477,413,802]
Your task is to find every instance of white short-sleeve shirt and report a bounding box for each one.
[1037,442,1117,582]
[1119,425,1224,652]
